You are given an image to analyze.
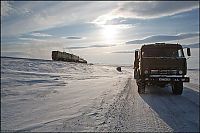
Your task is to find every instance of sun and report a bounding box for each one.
[101,25,118,44]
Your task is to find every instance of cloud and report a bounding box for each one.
[182,43,199,48]
[115,1,198,19]
[93,1,199,25]
[105,24,135,30]
[1,1,13,16]
[1,1,33,18]
[89,44,116,48]
[2,1,198,37]
[30,32,52,37]
[111,50,134,54]
[62,36,85,40]
[19,37,45,42]
[65,44,116,49]
[1,1,118,36]
[126,33,199,44]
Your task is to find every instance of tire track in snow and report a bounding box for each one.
[27,76,198,132]
[98,77,173,132]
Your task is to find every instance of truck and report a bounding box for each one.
[52,51,87,64]
[134,43,191,95]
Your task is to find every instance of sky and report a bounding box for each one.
[1,1,199,66]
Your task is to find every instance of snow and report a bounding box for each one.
[1,57,199,132]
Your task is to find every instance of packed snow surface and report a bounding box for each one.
[1,57,199,132]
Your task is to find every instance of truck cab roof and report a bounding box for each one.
[141,43,183,50]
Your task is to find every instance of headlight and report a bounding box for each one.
[144,70,148,74]
[179,70,183,74]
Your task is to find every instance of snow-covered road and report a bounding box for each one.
[97,78,199,132]
[1,57,199,132]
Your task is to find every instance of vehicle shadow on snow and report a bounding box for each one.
[140,85,199,132]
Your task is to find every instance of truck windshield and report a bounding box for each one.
[142,48,184,57]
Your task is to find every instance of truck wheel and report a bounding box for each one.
[172,82,183,95]
[137,80,145,94]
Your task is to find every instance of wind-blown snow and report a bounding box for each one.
[1,57,131,131]
[1,57,199,132]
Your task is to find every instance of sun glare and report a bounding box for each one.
[102,25,118,44]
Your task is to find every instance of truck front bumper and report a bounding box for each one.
[145,77,190,82]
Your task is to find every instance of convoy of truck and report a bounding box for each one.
[134,43,191,95]
[52,51,87,64]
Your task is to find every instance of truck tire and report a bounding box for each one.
[172,82,183,95]
[137,80,145,94]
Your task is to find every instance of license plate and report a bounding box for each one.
[159,78,171,81]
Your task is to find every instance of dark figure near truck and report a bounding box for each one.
[134,43,191,95]
[116,67,122,72]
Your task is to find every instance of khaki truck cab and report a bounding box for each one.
[134,43,191,95]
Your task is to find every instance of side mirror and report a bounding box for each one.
[187,48,191,56]
[135,50,139,59]
[134,50,139,69]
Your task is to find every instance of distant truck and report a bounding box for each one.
[134,43,191,95]
[52,51,87,64]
